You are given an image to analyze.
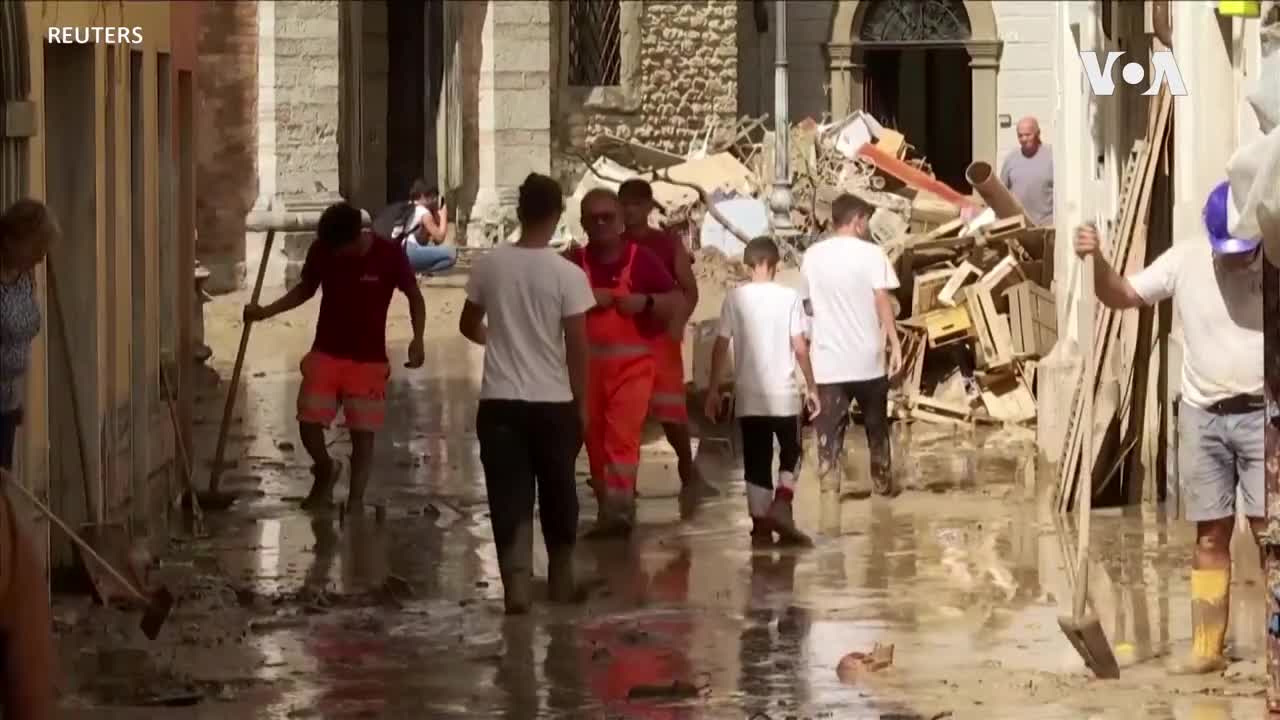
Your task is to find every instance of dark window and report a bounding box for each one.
[567,0,621,87]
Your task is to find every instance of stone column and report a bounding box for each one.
[467,0,553,246]
[967,40,1001,169]
[825,43,854,118]
[250,0,343,286]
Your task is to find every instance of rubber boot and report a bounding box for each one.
[767,492,813,547]
[1169,568,1230,674]
[498,521,534,615]
[547,544,577,603]
[586,489,635,539]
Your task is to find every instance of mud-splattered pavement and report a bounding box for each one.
[51,278,1267,718]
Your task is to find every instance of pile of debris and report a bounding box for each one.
[558,111,1060,432]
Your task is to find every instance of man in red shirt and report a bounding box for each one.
[567,189,685,536]
[618,179,714,497]
[245,203,426,511]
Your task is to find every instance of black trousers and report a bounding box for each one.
[0,408,22,470]
[476,400,581,551]
[813,377,891,486]
[738,415,802,490]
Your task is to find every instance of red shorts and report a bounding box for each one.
[648,336,688,424]
[297,352,390,432]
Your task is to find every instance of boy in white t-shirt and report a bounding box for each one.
[705,237,820,545]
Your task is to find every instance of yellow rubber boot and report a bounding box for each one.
[1169,568,1230,675]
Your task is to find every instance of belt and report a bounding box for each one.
[1204,394,1265,415]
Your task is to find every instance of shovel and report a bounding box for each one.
[201,229,278,511]
[1056,249,1121,679]
[160,365,204,536]
[1,469,173,639]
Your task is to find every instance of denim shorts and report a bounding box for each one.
[1178,401,1265,521]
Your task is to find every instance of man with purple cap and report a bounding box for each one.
[1076,180,1263,675]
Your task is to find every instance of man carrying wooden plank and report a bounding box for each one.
[800,194,904,499]
[1075,180,1264,675]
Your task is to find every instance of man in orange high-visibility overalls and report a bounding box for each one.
[568,189,685,537]
[618,179,717,498]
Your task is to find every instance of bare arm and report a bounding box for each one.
[405,284,426,343]
[874,289,901,353]
[1075,224,1148,310]
[459,300,487,345]
[563,313,589,412]
[791,334,817,393]
[421,207,447,244]
[672,244,699,323]
[1089,253,1146,310]
[650,289,686,324]
[707,337,731,392]
[260,282,317,319]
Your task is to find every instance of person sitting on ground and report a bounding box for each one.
[0,200,57,471]
[705,236,819,546]
[459,173,594,614]
[398,180,457,276]
[617,179,716,498]
[244,202,427,512]
[0,469,56,720]
[565,189,685,538]
[1075,180,1262,675]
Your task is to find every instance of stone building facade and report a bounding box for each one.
[196,0,1073,288]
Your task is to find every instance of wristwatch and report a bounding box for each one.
[644,294,655,311]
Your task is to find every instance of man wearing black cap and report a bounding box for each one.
[1075,180,1263,675]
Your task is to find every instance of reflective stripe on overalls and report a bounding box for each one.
[581,244,655,493]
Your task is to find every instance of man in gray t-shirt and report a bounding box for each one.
[999,116,1054,226]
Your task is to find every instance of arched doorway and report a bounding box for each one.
[826,0,1001,193]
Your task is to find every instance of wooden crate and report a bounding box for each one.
[911,265,956,316]
[1004,280,1057,357]
[963,285,1014,368]
[909,306,972,348]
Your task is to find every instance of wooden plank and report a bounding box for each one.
[938,261,981,307]
[981,215,1028,240]
[1056,88,1172,514]
[877,129,906,159]
[923,217,966,240]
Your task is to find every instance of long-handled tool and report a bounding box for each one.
[1057,248,1121,679]
[1,469,173,639]
[160,365,204,536]
[201,229,277,511]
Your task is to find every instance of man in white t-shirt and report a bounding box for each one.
[459,173,595,615]
[705,236,819,546]
[1075,180,1263,675]
[800,193,904,499]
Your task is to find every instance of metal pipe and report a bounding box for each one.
[1151,0,1172,49]
[244,208,372,233]
[769,0,794,235]
[964,161,1029,221]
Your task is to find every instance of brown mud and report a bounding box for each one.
[48,278,1265,719]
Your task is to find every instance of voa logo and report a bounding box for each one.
[1079,50,1189,97]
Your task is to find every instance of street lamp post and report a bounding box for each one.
[769,0,795,237]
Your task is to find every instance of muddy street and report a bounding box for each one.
[48,281,1265,719]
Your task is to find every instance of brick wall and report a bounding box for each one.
[564,1,739,160]
[196,0,257,292]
